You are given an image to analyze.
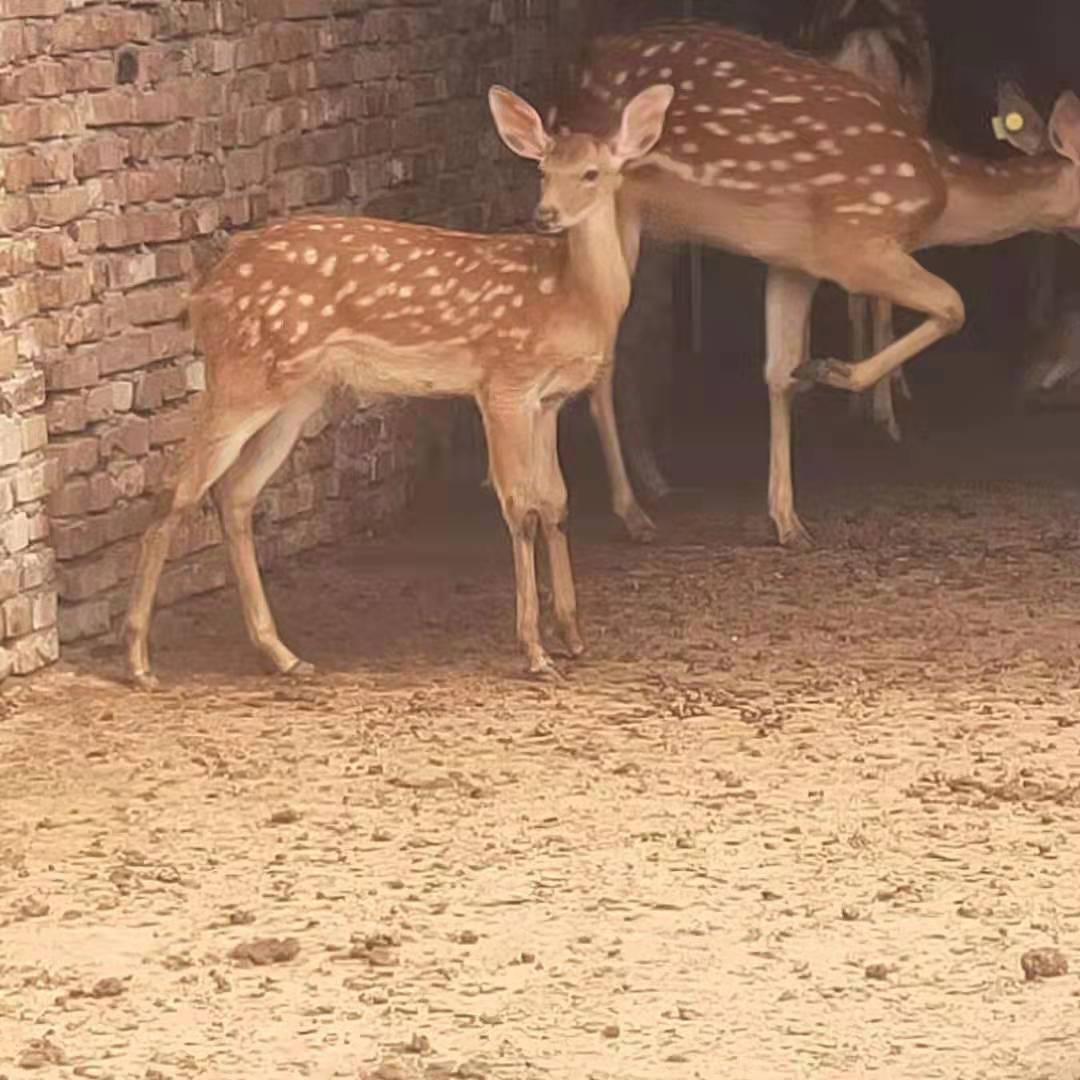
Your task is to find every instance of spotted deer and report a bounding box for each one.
[797,0,932,441]
[561,23,1080,548]
[122,83,676,688]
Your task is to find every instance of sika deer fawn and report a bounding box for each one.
[122,83,676,689]
[797,0,932,441]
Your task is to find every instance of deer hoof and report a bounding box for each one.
[777,520,814,550]
[528,653,564,681]
[793,357,853,390]
[129,670,161,693]
[284,659,316,680]
[622,505,658,544]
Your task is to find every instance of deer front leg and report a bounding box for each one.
[535,406,585,660]
[794,248,965,393]
[588,364,657,544]
[481,402,557,678]
[765,266,819,549]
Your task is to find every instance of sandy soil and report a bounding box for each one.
[2,408,1080,1080]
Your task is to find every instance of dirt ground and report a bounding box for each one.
[3,404,1080,1080]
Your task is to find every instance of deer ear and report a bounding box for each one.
[995,81,1049,156]
[488,85,552,161]
[610,84,675,165]
[1048,91,1080,166]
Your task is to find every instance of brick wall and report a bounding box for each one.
[0,0,588,673]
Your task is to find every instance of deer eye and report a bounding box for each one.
[582,167,600,182]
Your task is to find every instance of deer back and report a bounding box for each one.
[561,24,946,259]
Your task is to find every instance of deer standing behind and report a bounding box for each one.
[561,23,1080,548]
[797,0,932,442]
[122,83,675,689]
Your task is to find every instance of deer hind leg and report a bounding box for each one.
[795,246,965,393]
[534,405,585,660]
[869,297,907,443]
[614,239,676,504]
[212,388,324,679]
[849,294,907,441]
[479,400,555,677]
[588,364,657,544]
[765,266,819,549]
[124,406,277,690]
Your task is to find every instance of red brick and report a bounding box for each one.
[6,366,45,411]
[94,331,152,376]
[37,267,93,311]
[0,512,29,555]
[0,238,36,278]
[132,90,182,126]
[88,471,118,513]
[44,349,98,391]
[1,152,33,192]
[105,251,156,290]
[52,518,106,560]
[2,0,65,16]
[13,460,49,504]
[63,55,117,93]
[0,279,38,328]
[149,323,192,361]
[126,164,181,203]
[195,38,235,74]
[82,88,134,127]
[34,233,68,269]
[59,598,111,643]
[46,392,89,435]
[103,499,154,544]
[57,305,106,347]
[30,187,89,228]
[47,435,99,481]
[150,406,194,446]
[154,245,194,281]
[0,336,16,378]
[37,101,80,139]
[50,9,153,53]
[111,460,145,499]
[0,416,21,466]
[47,475,90,518]
[100,414,150,458]
[0,104,36,145]
[3,595,32,638]
[73,134,128,178]
[85,383,115,423]
[31,591,57,632]
[9,628,59,675]
[178,159,225,197]
[125,283,187,327]
[0,195,31,233]
[107,208,185,249]
[133,368,165,411]
[21,414,47,454]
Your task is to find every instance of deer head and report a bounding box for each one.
[997,82,1080,238]
[489,83,674,234]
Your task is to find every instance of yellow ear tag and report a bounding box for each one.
[992,111,1026,140]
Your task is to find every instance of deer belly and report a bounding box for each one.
[322,332,483,398]
[534,352,606,404]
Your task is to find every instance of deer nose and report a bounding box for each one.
[533,204,560,232]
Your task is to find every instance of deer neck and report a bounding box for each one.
[563,196,633,339]
[921,147,1080,248]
